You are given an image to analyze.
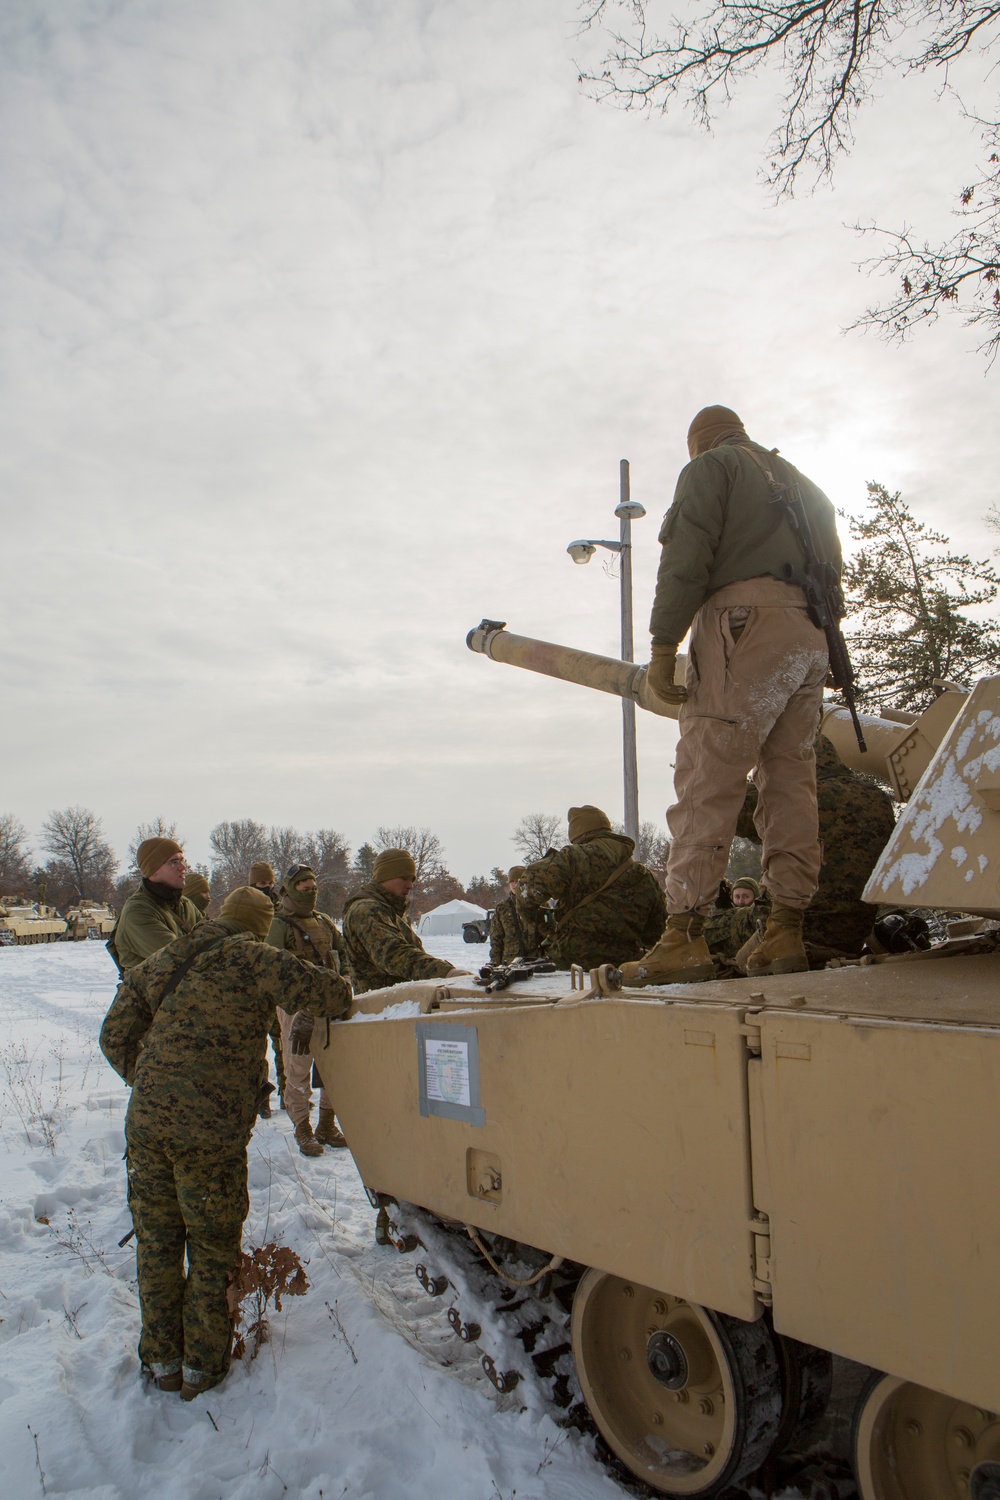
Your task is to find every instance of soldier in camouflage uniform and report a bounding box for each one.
[342,848,465,993]
[249,861,286,1118]
[489,866,544,965]
[704,878,768,961]
[99,886,351,1401]
[267,864,353,1155]
[518,806,666,972]
[735,735,896,961]
[112,837,203,971]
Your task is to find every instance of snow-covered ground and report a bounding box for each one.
[0,935,640,1500]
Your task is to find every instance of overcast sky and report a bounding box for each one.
[2,0,997,885]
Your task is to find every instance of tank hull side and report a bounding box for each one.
[757,1007,1000,1412]
[317,995,761,1322]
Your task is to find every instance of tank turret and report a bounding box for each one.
[467,618,1000,917]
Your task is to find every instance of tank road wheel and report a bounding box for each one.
[570,1269,780,1497]
[852,1372,1000,1500]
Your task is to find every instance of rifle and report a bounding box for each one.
[745,448,867,753]
[475,958,557,994]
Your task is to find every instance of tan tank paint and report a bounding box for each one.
[466,620,687,720]
[331,628,1000,1494]
[63,901,117,940]
[0,901,67,945]
[864,676,1000,915]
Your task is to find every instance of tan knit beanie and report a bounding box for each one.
[183,872,210,899]
[249,861,275,886]
[687,405,746,457]
[507,865,526,883]
[137,837,183,879]
[373,848,417,883]
[732,877,760,898]
[567,805,611,842]
[220,886,274,938]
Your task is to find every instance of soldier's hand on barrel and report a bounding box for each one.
[646,642,687,704]
[289,1010,315,1054]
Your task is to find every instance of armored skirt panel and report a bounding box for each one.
[316,992,761,1323]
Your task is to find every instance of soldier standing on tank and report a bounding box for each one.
[249,861,286,1118]
[182,872,212,915]
[99,886,352,1401]
[342,848,467,993]
[489,866,544,965]
[620,405,842,986]
[517,806,666,972]
[112,838,203,972]
[266,864,352,1156]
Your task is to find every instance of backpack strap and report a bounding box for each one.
[152,933,228,1009]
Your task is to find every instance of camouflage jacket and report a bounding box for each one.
[266,898,353,985]
[99,919,352,1144]
[342,882,452,994]
[704,902,765,960]
[519,831,667,971]
[738,736,897,954]
[112,881,204,972]
[489,895,544,965]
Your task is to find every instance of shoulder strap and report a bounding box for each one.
[282,913,337,965]
[741,445,813,562]
[555,854,633,927]
[154,934,228,1007]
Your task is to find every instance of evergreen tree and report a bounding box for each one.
[843,483,999,712]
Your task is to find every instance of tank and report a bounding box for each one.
[63,900,116,941]
[311,623,1000,1500]
[0,901,68,945]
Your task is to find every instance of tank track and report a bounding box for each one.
[381,1201,861,1500]
[387,1202,589,1423]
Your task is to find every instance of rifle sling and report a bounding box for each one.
[555,854,633,927]
[741,445,825,576]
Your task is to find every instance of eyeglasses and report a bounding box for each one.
[165,856,186,868]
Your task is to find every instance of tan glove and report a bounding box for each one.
[445,966,473,979]
[646,642,687,704]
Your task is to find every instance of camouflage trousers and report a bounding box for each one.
[126,1124,248,1380]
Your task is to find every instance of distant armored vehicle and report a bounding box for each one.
[462,911,492,944]
[63,901,116,941]
[0,901,68,945]
[310,624,1000,1500]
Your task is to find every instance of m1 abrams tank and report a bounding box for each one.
[0,901,68,945]
[63,900,116,941]
[313,622,1000,1500]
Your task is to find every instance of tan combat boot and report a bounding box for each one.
[294,1119,323,1158]
[314,1107,347,1148]
[619,912,715,986]
[745,902,809,976]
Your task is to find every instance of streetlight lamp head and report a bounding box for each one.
[567,541,597,564]
[614,500,646,521]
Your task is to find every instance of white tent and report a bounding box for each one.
[418,898,487,936]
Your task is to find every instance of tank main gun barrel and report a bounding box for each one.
[466,619,686,721]
[467,619,977,807]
